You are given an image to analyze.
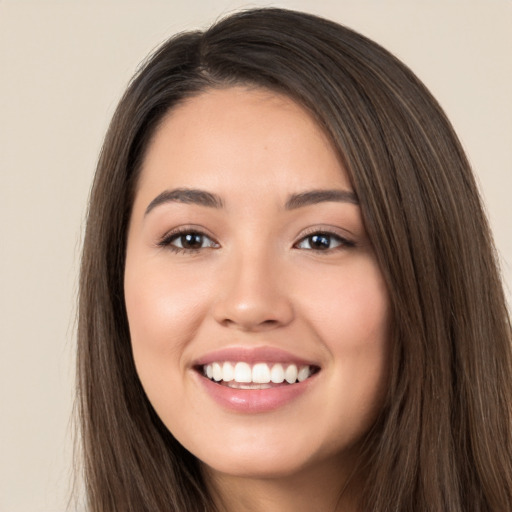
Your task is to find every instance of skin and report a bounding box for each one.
[124,86,390,512]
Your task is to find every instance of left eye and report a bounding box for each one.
[295,232,351,251]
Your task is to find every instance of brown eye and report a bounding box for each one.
[175,232,205,249]
[161,230,219,252]
[306,234,332,250]
[295,232,354,251]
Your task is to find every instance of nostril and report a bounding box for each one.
[225,317,282,332]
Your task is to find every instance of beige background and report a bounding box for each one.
[1,1,510,511]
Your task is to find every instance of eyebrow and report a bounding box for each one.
[284,189,358,209]
[144,187,358,215]
[145,188,224,215]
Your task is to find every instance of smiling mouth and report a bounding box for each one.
[199,361,320,389]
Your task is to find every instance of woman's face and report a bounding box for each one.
[124,86,390,480]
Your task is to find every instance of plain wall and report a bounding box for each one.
[1,1,510,510]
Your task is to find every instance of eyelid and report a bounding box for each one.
[157,225,220,250]
[294,225,355,242]
[293,226,356,251]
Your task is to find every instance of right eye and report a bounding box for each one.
[159,230,219,253]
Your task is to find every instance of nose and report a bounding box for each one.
[212,250,294,332]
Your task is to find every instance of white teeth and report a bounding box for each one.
[252,363,271,384]
[297,365,310,382]
[222,362,234,382]
[234,362,252,383]
[270,363,285,383]
[212,362,222,382]
[285,364,298,384]
[228,382,273,390]
[203,362,314,385]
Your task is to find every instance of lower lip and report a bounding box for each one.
[195,372,317,413]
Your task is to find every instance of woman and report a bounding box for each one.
[77,7,512,512]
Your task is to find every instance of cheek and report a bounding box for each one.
[124,257,212,372]
[300,256,389,348]
[298,257,390,419]
[123,256,217,430]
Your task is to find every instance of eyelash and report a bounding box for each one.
[157,228,219,254]
[293,230,356,252]
[157,228,356,254]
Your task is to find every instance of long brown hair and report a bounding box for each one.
[77,8,512,511]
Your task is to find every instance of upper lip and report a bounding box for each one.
[192,346,320,368]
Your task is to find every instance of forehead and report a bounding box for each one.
[136,86,351,201]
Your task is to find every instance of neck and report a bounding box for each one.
[202,454,364,512]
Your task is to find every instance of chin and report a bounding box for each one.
[202,452,308,479]
[187,426,359,483]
